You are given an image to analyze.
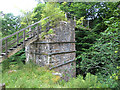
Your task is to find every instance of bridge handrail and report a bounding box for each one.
[2,11,64,40]
[1,11,65,56]
[2,16,49,41]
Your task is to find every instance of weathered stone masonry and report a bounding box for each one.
[25,20,76,81]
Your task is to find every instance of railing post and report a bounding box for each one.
[5,39,8,58]
[33,27,36,36]
[39,23,41,33]
[65,12,67,19]
[23,30,25,47]
[17,33,19,45]
[29,27,31,38]
[37,25,39,38]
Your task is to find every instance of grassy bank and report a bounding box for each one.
[1,62,113,88]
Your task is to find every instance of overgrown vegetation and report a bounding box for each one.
[2,62,116,88]
[1,1,120,88]
[2,49,25,71]
[59,2,120,88]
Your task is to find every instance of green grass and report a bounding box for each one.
[1,62,112,88]
[2,63,60,88]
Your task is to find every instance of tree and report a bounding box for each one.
[41,2,66,29]
[59,2,91,19]
[1,12,20,37]
[78,8,120,79]
[20,10,34,28]
[31,3,45,22]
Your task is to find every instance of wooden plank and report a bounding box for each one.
[37,25,39,38]
[1,53,6,56]
[7,44,23,57]
[23,30,25,47]
[9,48,16,50]
[17,33,19,45]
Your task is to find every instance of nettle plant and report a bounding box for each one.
[78,14,120,78]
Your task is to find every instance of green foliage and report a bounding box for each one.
[78,8,120,88]
[91,2,120,33]
[41,2,66,30]
[2,63,59,88]
[2,62,113,88]
[2,49,25,71]
[0,32,2,39]
[79,32,119,75]
[75,27,99,76]
[75,28,98,55]
[2,59,10,70]
[47,29,54,34]
[111,66,120,81]
[59,2,91,19]
[20,10,34,28]
[1,2,120,88]
[97,75,118,88]
[32,3,45,22]
[59,2,119,33]
[63,73,118,88]
[1,12,20,37]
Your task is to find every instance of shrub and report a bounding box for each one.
[76,12,120,88]
[58,73,113,88]
[41,2,66,30]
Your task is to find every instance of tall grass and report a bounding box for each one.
[1,62,113,88]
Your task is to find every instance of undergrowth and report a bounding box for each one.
[1,61,116,88]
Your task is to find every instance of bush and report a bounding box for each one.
[41,2,66,30]
[76,13,120,88]
[57,73,115,88]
